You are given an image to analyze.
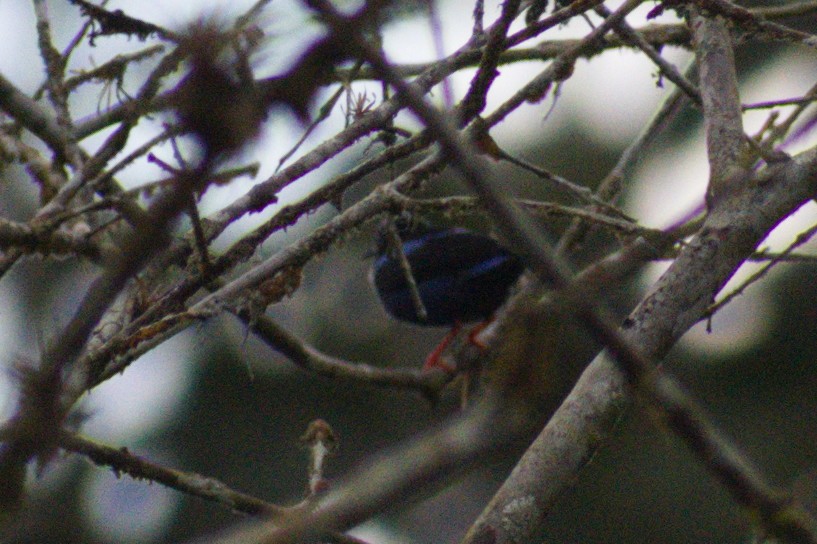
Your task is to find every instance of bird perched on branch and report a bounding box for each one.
[371,219,525,371]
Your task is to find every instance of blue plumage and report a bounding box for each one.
[372,227,524,326]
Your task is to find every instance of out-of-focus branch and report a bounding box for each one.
[0,162,216,514]
[753,0,817,18]
[397,195,644,236]
[458,0,522,122]
[0,217,103,260]
[0,72,75,155]
[33,0,74,140]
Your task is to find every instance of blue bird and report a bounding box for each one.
[372,224,525,370]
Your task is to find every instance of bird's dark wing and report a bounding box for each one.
[373,229,524,325]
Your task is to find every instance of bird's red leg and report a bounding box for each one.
[466,315,495,349]
[422,321,462,373]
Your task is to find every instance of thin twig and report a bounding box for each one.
[557,58,697,254]
[759,81,817,150]
[594,3,700,104]
[235,309,447,397]
[744,95,817,110]
[694,0,817,48]
[383,220,429,323]
[459,0,522,123]
[396,194,646,236]
[707,221,817,319]
[59,430,288,516]
[275,60,365,172]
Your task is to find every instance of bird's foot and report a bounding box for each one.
[466,317,495,349]
[422,322,462,373]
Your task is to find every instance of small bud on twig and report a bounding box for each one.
[300,419,337,497]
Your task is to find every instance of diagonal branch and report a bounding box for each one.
[59,430,287,517]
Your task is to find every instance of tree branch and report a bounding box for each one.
[691,7,749,203]
[59,430,287,517]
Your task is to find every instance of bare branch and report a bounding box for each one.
[691,7,750,203]
[59,431,288,516]
[236,310,449,397]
